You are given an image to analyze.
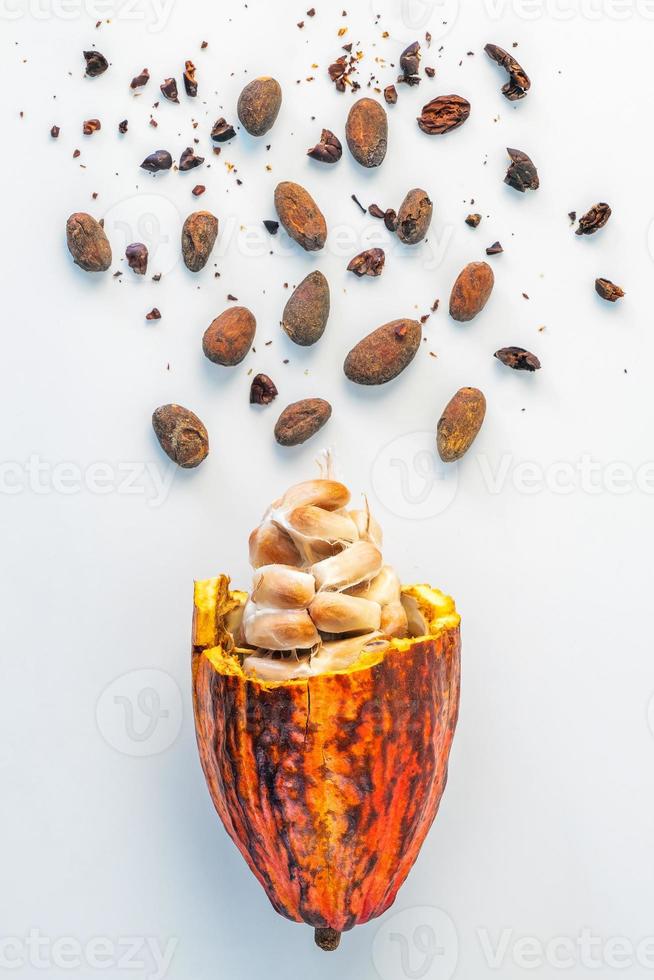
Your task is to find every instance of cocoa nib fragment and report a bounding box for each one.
[126,242,148,275]
[250,373,278,405]
[504,147,539,192]
[486,241,503,255]
[384,84,398,104]
[130,68,150,89]
[595,277,624,302]
[275,398,332,446]
[192,184,206,197]
[368,203,385,219]
[484,43,530,100]
[50,125,60,138]
[141,149,173,172]
[179,146,204,171]
[328,55,349,91]
[399,41,421,85]
[211,117,236,142]
[83,118,101,135]
[418,94,470,134]
[146,308,161,320]
[466,213,482,227]
[263,219,279,235]
[576,203,611,235]
[183,60,197,97]
[118,119,128,134]
[494,346,541,371]
[384,208,398,232]
[84,50,108,77]
[347,247,385,277]
[152,404,209,468]
[160,77,179,102]
[307,128,342,163]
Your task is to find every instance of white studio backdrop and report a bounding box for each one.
[1,1,654,978]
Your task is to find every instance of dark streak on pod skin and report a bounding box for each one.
[282,271,330,346]
[237,77,282,136]
[344,319,422,385]
[345,98,388,168]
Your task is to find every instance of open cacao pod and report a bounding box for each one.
[191,479,461,950]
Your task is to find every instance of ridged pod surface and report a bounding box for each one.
[192,576,461,944]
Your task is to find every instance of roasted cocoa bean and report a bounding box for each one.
[576,203,611,235]
[437,388,486,462]
[344,319,422,385]
[152,404,209,468]
[274,399,332,446]
[237,77,282,136]
[181,211,218,272]
[66,212,112,272]
[595,278,624,301]
[484,43,530,100]
[345,98,388,168]
[494,347,541,371]
[504,147,539,192]
[449,262,495,322]
[274,181,327,252]
[347,248,385,277]
[418,94,470,134]
[282,271,330,346]
[250,374,278,405]
[396,188,433,244]
[203,307,256,366]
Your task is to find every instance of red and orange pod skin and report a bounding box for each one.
[192,576,461,950]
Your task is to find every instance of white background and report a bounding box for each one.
[2,0,654,977]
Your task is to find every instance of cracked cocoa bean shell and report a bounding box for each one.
[274,398,332,446]
[396,188,433,244]
[345,98,388,168]
[449,261,495,322]
[274,181,327,252]
[237,77,282,136]
[494,347,541,371]
[152,404,209,468]
[505,148,539,192]
[437,388,486,463]
[282,271,330,346]
[418,95,470,134]
[576,203,611,236]
[595,277,624,301]
[203,307,256,366]
[484,43,530,101]
[66,212,112,272]
[344,319,422,385]
[181,211,218,272]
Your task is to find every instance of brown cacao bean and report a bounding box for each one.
[344,319,422,385]
[449,261,495,322]
[345,98,388,168]
[282,271,330,346]
[417,94,470,134]
[274,181,327,252]
[203,307,256,366]
[181,211,218,272]
[396,188,433,244]
[66,212,112,272]
[274,398,332,446]
[237,77,282,136]
[152,404,209,468]
[437,388,486,462]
